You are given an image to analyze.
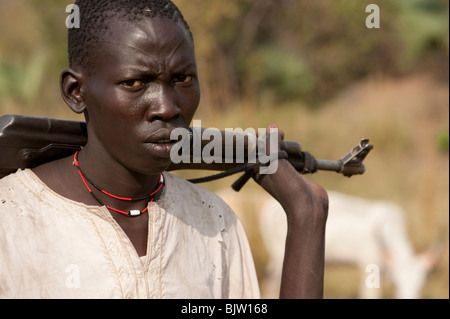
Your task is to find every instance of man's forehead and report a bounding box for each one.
[103,15,191,44]
[84,17,195,74]
[100,18,193,56]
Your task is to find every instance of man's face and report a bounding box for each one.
[81,16,200,174]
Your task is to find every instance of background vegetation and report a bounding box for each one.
[0,0,448,298]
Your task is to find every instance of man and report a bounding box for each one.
[0,0,328,298]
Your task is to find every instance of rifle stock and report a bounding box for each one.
[0,114,373,180]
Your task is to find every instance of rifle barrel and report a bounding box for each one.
[0,114,371,179]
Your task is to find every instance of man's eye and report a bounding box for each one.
[121,80,145,87]
[173,75,193,83]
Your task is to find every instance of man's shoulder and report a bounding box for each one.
[164,172,238,219]
[0,169,25,194]
[0,169,41,212]
[0,170,28,220]
[165,173,228,203]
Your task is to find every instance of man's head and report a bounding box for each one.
[68,0,192,74]
[61,0,200,175]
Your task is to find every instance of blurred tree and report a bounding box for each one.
[0,0,72,115]
[394,0,449,80]
[0,0,448,115]
[176,0,448,109]
[175,0,277,110]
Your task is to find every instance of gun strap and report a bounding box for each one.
[188,150,290,191]
[232,151,318,191]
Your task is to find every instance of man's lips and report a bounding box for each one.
[143,128,180,158]
[144,128,181,144]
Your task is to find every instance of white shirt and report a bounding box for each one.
[0,169,260,299]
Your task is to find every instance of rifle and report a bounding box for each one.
[0,114,373,190]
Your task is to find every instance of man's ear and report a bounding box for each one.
[60,67,86,114]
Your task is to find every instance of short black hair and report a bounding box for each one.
[68,0,192,72]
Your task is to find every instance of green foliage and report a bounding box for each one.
[395,0,449,63]
[240,46,316,104]
[177,0,448,108]
[437,131,449,152]
[0,51,46,102]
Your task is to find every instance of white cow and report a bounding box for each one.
[217,188,440,299]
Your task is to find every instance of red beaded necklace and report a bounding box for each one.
[73,150,164,217]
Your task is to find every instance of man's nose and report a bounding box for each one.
[145,84,181,121]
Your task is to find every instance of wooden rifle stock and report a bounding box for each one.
[0,114,373,182]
